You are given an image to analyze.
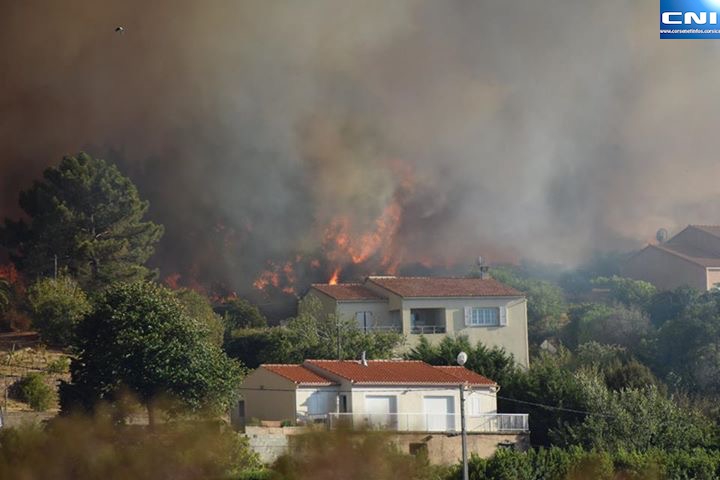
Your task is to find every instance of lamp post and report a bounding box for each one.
[457,351,469,480]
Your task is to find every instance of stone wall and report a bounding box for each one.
[245,425,529,466]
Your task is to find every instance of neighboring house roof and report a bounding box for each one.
[366,276,522,298]
[304,359,497,386]
[646,243,720,268]
[262,364,338,386]
[311,283,385,301]
[688,225,720,238]
[434,366,496,386]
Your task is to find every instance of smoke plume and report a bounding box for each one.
[3,1,720,304]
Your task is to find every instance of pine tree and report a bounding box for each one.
[0,153,163,291]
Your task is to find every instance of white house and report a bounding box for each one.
[240,359,528,434]
[305,276,529,367]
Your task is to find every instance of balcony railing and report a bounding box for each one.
[324,413,528,433]
[410,325,446,334]
[363,325,402,333]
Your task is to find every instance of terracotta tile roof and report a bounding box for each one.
[366,276,522,298]
[647,244,720,268]
[311,283,386,301]
[435,366,497,386]
[304,359,496,386]
[262,364,338,385]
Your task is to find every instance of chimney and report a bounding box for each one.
[479,265,491,280]
[476,255,491,279]
[360,351,368,367]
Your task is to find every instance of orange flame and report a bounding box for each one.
[328,267,341,285]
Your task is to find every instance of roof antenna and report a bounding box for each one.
[360,351,368,367]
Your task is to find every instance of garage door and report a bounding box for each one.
[365,395,397,429]
[423,396,455,432]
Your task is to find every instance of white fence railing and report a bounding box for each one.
[324,413,528,433]
[410,325,447,334]
[364,325,402,333]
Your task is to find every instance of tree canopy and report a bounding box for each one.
[0,153,163,291]
[174,288,225,346]
[215,297,268,332]
[61,281,242,421]
[27,276,92,347]
[224,296,403,368]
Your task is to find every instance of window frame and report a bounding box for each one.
[469,307,500,327]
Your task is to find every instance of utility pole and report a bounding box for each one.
[54,254,58,279]
[457,351,469,480]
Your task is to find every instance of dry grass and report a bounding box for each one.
[0,344,71,413]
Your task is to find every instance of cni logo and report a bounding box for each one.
[661,0,720,38]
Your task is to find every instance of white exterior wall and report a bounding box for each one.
[349,385,497,431]
[399,297,529,368]
[296,386,340,419]
[304,284,530,368]
[241,368,298,422]
[335,300,392,328]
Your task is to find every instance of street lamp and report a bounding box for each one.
[456,351,469,480]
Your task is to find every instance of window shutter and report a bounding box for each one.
[499,306,508,326]
[464,307,471,326]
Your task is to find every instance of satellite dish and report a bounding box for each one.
[656,228,669,244]
[456,351,468,366]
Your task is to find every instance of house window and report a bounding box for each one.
[339,394,348,413]
[470,307,499,326]
[355,311,373,332]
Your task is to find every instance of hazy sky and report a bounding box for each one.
[2,0,720,294]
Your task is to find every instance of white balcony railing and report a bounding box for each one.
[324,413,528,433]
[364,325,402,333]
[410,325,447,334]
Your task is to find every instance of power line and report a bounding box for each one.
[236,385,616,419]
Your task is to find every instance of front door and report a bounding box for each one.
[423,396,455,432]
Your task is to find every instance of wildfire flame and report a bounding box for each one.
[328,267,340,285]
[252,158,417,292]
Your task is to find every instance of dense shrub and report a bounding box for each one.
[46,357,71,375]
[27,276,91,347]
[446,447,720,480]
[11,373,56,411]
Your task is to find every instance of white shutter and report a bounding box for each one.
[499,306,508,326]
[464,307,472,326]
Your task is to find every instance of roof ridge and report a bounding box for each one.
[305,359,423,363]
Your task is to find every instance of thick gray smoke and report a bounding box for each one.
[2,0,720,298]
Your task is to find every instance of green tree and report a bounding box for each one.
[564,303,652,351]
[591,276,657,310]
[490,268,567,344]
[215,297,268,332]
[223,297,403,367]
[553,372,717,451]
[27,276,92,347]
[501,350,589,447]
[406,335,517,387]
[0,153,163,291]
[174,288,224,346]
[647,286,701,327]
[60,281,242,423]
